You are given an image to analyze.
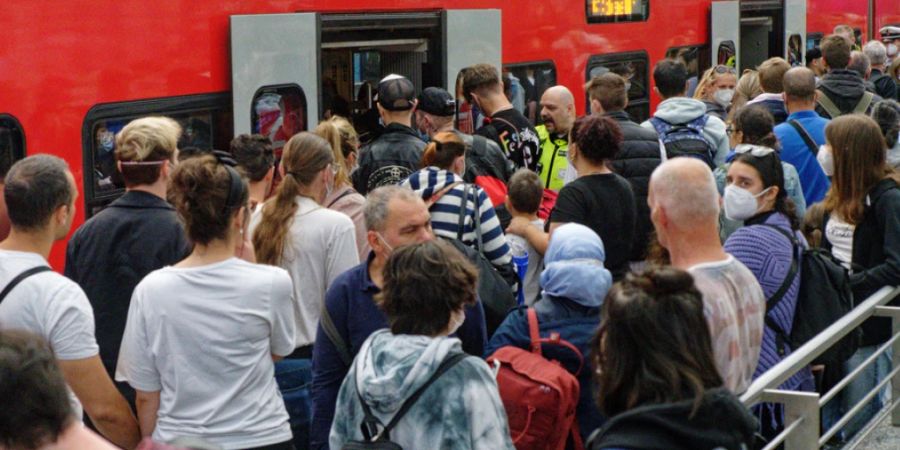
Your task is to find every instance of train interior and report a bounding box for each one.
[711,0,806,72]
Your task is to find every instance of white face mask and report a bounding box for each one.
[723,185,772,221]
[817,145,834,177]
[447,309,465,336]
[714,88,735,107]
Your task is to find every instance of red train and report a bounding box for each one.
[2,0,898,268]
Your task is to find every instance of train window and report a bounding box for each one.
[504,61,557,126]
[0,114,26,180]
[806,33,823,51]
[586,52,650,122]
[83,93,233,216]
[586,0,650,24]
[251,85,307,157]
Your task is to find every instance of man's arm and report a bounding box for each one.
[59,356,141,449]
[135,390,160,438]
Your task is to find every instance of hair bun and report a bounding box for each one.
[639,267,696,296]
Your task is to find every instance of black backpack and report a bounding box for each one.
[649,115,717,168]
[343,353,468,449]
[761,225,860,366]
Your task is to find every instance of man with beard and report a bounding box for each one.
[535,85,576,191]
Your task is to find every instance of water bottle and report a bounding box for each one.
[508,236,529,305]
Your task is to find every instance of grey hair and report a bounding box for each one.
[863,40,888,66]
[848,51,871,78]
[649,158,720,226]
[364,185,422,232]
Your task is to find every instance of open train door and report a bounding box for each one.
[230,13,319,153]
[711,1,740,70]
[784,0,807,66]
[442,9,502,95]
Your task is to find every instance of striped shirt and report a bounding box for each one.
[403,168,512,266]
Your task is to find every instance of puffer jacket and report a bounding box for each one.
[607,110,662,262]
[352,122,426,195]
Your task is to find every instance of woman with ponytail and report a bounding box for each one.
[314,116,370,260]
[401,131,513,268]
[720,140,815,441]
[251,132,359,356]
[117,154,296,449]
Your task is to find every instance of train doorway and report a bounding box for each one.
[230,10,500,148]
[710,0,806,73]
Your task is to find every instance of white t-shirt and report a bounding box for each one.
[0,249,99,419]
[115,258,295,449]
[689,255,765,394]
[508,218,545,305]
[250,196,359,347]
[826,216,856,270]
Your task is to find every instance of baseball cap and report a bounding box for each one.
[375,74,416,111]
[417,87,457,117]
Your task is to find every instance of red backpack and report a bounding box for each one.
[487,309,584,450]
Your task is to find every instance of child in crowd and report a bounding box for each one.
[505,169,545,305]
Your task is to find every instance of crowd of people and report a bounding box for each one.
[2,25,900,450]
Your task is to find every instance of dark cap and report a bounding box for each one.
[376,74,416,111]
[806,47,822,64]
[417,87,456,116]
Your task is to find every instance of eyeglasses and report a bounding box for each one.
[714,64,737,75]
[733,144,776,157]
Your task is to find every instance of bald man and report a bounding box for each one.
[535,85,576,190]
[648,158,765,394]
[774,67,831,204]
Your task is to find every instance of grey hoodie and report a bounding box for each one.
[641,97,731,166]
[329,330,514,449]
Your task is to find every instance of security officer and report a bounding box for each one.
[535,85,576,191]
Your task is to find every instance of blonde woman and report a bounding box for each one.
[314,116,370,260]
[727,69,764,125]
[694,65,737,122]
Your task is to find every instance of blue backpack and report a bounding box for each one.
[649,115,717,168]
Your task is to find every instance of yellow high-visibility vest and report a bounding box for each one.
[536,124,570,191]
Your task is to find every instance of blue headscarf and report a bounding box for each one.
[539,223,613,308]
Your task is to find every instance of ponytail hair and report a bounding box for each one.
[734,104,780,150]
[253,132,334,266]
[421,131,465,170]
[313,119,351,188]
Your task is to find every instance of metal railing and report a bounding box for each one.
[740,286,900,450]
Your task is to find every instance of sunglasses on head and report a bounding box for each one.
[734,144,776,157]
[714,65,737,74]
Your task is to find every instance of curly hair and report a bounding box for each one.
[571,115,624,163]
[376,240,478,336]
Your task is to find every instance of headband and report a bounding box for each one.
[211,150,245,212]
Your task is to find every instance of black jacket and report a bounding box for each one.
[64,191,190,374]
[870,69,898,102]
[352,122,426,195]
[755,98,789,125]
[824,178,900,346]
[607,110,662,262]
[816,69,883,118]
[587,388,757,450]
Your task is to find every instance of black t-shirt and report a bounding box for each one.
[476,108,540,171]
[549,173,636,280]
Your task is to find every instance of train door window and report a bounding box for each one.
[717,41,737,67]
[504,61,557,126]
[82,94,233,216]
[0,114,26,181]
[586,52,650,122]
[807,33,823,50]
[251,85,307,157]
[787,34,803,66]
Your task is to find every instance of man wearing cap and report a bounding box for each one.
[416,86,513,207]
[351,74,426,195]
